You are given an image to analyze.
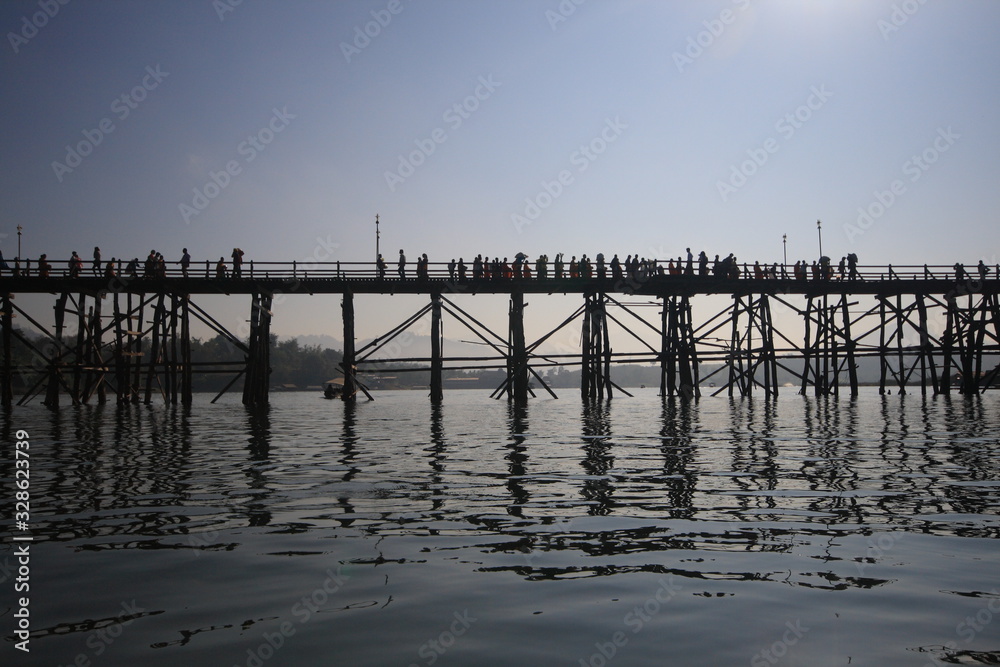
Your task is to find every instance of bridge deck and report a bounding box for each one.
[1,266,994,297]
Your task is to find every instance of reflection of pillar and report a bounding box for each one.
[341,291,356,401]
[430,292,443,401]
[509,291,528,402]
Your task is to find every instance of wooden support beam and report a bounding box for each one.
[509,290,528,402]
[430,292,443,402]
[341,291,357,401]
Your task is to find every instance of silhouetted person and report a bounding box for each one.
[69,251,83,278]
[458,258,466,281]
[685,247,694,275]
[473,255,483,280]
[126,258,139,278]
[92,246,101,276]
[977,260,990,281]
[216,257,227,279]
[448,258,457,281]
[181,248,191,277]
[104,258,116,279]
[397,249,406,279]
[698,251,708,277]
[847,252,860,280]
[38,254,51,277]
[610,254,622,280]
[231,248,244,277]
[954,263,967,282]
[377,254,387,279]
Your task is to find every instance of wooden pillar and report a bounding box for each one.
[341,291,356,401]
[800,297,813,396]
[916,294,937,396]
[74,294,85,399]
[181,295,192,406]
[168,295,179,404]
[430,292,443,401]
[840,296,858,397]
[242,292,272,407]
[727,295,741,397]
[659,297,670,397]
[113,293,128,405]
[941,296,954,395]
[93,294,106,404]
[45,293,70,408]
[581,294,592,399]
[131,293,144,404]
[600,295,612,399]
[509,291,528,402]
[145,294,164,404]
[681,297,700,398]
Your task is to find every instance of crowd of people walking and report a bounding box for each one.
[2,244,994,285]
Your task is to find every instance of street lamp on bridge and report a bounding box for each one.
[375,214,380,264]
[816,220,823,259]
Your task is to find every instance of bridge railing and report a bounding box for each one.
[3,258,996,283]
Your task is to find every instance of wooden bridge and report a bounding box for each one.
[1,258,998,407]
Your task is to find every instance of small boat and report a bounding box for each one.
[323,382,343,399]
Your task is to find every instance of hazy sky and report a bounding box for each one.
[3,0,998,345]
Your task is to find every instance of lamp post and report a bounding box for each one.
[16,225,22,275]
[782,233,787,266]
[816,220,823,258]
[375,213,380,264]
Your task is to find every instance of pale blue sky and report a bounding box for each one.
[2,0,998,342]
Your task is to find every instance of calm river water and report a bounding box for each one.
[3,389,999,666]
